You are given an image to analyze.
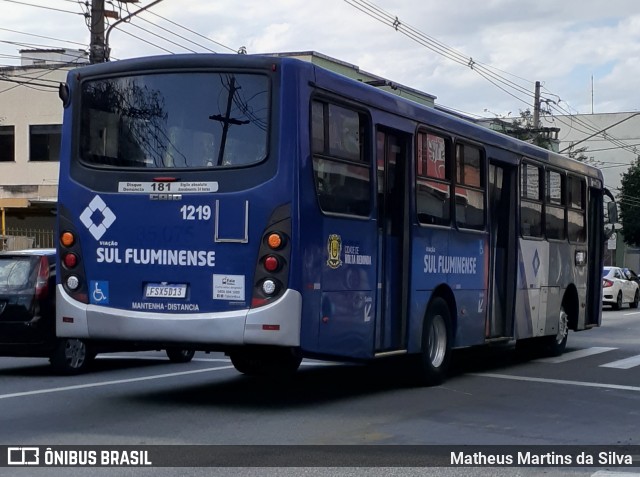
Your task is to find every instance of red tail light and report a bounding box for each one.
[63,253,78,268]
[263,255,280,272]
[35,256,50,299]
[603,279,614,288]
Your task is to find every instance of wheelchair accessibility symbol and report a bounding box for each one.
[89,281,109,305]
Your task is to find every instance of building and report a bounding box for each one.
[549,111,640,269]
[480,111,640,269]
[0,48,88,249]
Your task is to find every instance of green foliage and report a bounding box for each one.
[497,109,556,151]
[619,157,640,246]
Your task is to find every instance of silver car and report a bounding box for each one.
[602,266,640,310]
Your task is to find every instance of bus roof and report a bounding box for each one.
[66,53,603,184]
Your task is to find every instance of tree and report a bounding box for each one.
[619,157,640,246]
[494,109,558,151]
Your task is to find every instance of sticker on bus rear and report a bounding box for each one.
[213,274,245,301]
[90,280,109,305]
[118,181,219,193]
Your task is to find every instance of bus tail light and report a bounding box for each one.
[263,255,280,272]
[267,232,285,250]
[251,205,291,309]
[63,253,78,268]
[60,231,75,247]
[58,207,89,304]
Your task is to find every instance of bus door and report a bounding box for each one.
[585,185,604,326]
[487,161,517,338]
[375,128,410,352]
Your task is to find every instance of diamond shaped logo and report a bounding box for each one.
[532,249,540,277]
[80,195,116,240]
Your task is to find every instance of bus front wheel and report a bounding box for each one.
[417,297,452,386]
[543,305,569,357]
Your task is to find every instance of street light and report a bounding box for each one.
[104,0,166,61]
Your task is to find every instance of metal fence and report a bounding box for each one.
[1,228,55,251]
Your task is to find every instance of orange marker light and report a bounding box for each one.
[267,233,283,250]
[60,231,75,247]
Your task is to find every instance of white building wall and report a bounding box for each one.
[0,66,67,198]
[548,112,640,194]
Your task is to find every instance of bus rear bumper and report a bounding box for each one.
[56,286,301,347]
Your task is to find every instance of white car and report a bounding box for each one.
[602,266,640,310]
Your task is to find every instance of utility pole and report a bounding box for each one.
[90,0,142,63]
[533,80,541,130]
[89,0,106,64]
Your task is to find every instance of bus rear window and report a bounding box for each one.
[79,72,269,169]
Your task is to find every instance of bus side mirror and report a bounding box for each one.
[607,201,618,225]
[59,83,70,107]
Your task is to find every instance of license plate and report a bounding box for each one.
[144,283,187,298]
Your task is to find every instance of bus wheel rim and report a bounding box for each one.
[428,315,447,368]
[557,308,569,344]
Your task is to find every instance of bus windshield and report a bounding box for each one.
[79,72,269,169]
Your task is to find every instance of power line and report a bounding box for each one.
[0,0,84,15]
[144,10,237,53]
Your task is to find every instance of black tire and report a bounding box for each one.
[166,348,195,363]
[518,305,569,358]
[631,290,639,309]
[544,305,569,357]
[613,291,623,310]
[417,297,452,386]
[50,338,94,375]
[229,348,302,377]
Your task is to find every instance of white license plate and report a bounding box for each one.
[145,283,187,298]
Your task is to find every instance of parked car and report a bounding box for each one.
[602,266,640,310]
[0,249,195,374]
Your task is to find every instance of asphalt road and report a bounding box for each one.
[1,306,639,477]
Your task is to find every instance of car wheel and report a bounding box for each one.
[631,290,640,309]
[166,348,195,363]
[50,338,94,375]
[614,291,623,310]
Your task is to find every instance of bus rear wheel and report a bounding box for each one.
[229,348,302,377]
[166,348,195,363]
[417,297,452,386]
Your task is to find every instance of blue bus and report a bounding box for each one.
[56,54,613,383]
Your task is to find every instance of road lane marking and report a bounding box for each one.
[472,373,640,392]
[97,355,232,362]
[600,354,640,369]
[623,311,640,315]
[0,365,235,400]
[534,347,616,363]
[593,472,640,477]
[98,355,337,366]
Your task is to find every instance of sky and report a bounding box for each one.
[1,0,640,120]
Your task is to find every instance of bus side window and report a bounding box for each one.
[567,175,586,243]
[520,162,543,238]
[455,143,485,230]
[311,100,371,217]
[416,131,451,226]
